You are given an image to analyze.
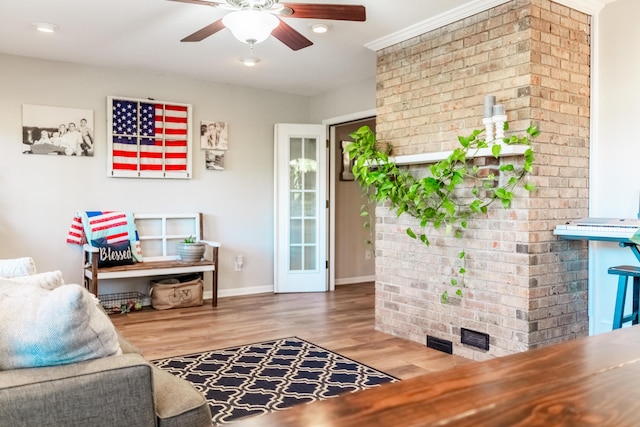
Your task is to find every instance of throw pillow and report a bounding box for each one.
[0,257,37,278]
[8,270,65,290]
[90,239,135,268]
[0,282,122,370]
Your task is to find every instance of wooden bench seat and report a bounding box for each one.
[83,213,220,307]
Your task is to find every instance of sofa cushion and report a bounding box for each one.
[0,257,37,278]
[0,281,122,370]
[0,353,157,427]
[7,270,65,290]
[151,365,212,427]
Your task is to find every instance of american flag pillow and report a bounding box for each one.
[67,211,143,262]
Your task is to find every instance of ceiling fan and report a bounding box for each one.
[167,0,366,51]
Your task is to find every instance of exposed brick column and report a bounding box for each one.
[374,0,589,359]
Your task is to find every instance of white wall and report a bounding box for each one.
[0,53,311,297]
[309,76,376,123]
[590,0,640,333]
[312,77,377,286]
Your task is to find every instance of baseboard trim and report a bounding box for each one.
[204,285,274,300]
[203,278,375,300]
[335,275,375,286]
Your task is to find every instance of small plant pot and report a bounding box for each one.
[375,141,392,155]
[177,242,205,262]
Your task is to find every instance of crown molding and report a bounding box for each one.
[365,0,618,52]
[365,0,510,51]
[554,0,616,14]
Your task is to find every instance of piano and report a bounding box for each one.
[554,218,640,243]
[555,218,640,262]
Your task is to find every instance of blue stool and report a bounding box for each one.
[608,265,640,329]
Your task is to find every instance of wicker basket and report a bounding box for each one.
[99,291,145,315]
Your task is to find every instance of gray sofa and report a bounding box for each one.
[0,257,212,427]
[0,325,212,427]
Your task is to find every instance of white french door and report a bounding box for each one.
[274,123,327,293]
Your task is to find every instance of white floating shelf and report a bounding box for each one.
[390,144,529,166]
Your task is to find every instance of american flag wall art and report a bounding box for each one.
[107,96,192,179]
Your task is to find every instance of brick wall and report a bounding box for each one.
[374,0,590,359]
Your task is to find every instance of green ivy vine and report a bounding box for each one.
[346,123,539,302]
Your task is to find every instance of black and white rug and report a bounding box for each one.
[152,337,397,425]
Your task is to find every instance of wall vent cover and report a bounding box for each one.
[461,328,490,351]
[426,335,453,354]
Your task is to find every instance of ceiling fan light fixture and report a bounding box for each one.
[240,57,261,67]
[311,23,329,34]
[33,22,58,33]
[222,10,279,45]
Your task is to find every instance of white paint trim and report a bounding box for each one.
[587,5,603,336]
[205,285,274,300]
[324,109,377,294]
[322,109,376,127]
[365,0,511,51]
[203,278,374,300]
[329,125,337,293]
[391,144,529,166]
[335,275,376,286]
[554,0,615,15]
[365,0,615,52]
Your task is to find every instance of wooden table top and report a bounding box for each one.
[232,326,640,426]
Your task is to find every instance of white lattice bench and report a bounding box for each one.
[83,213,221,307]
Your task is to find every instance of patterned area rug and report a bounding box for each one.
[152,337,397,425]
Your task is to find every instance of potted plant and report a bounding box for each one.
[346,123,538,301]
[177,235,205,262]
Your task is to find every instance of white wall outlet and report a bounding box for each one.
[235,255,244,272]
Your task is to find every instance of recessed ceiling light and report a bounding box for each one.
[311,23,329,34]
[240,57,260,67]
[33,22,58,33]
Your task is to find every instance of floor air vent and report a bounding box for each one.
[426,335,453,354]
[461,328,490,351]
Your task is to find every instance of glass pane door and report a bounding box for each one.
[289,137,318,271]
[274,123,327,293]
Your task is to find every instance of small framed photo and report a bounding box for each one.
[340,140,354,181]
[200,121,228,150]
[205,150,225,171]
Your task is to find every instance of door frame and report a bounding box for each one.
[274,123,328,293]
[323,109,376,292]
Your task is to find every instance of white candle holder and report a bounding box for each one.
[483,117,494,142]
[492,114,507,141]
[484,95,496,119]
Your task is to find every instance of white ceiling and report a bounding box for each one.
[0,0,476,96]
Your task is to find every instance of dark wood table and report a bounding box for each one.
[232,326,640,426]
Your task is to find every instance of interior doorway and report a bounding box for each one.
[329,117,376,287]
[273,123,328,293]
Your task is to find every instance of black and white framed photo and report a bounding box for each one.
[22,104,94,156]
[340,140,355,181]
[205,150,225,171]
[200,121,228,150]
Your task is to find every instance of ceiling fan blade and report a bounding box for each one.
[166,0,225,7]
[271,19,313,51]
[281,3,366,21]
[181,19,226,42]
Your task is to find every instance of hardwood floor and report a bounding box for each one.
[111,282,473,380]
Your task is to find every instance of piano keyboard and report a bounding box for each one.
[554,218,640,242]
